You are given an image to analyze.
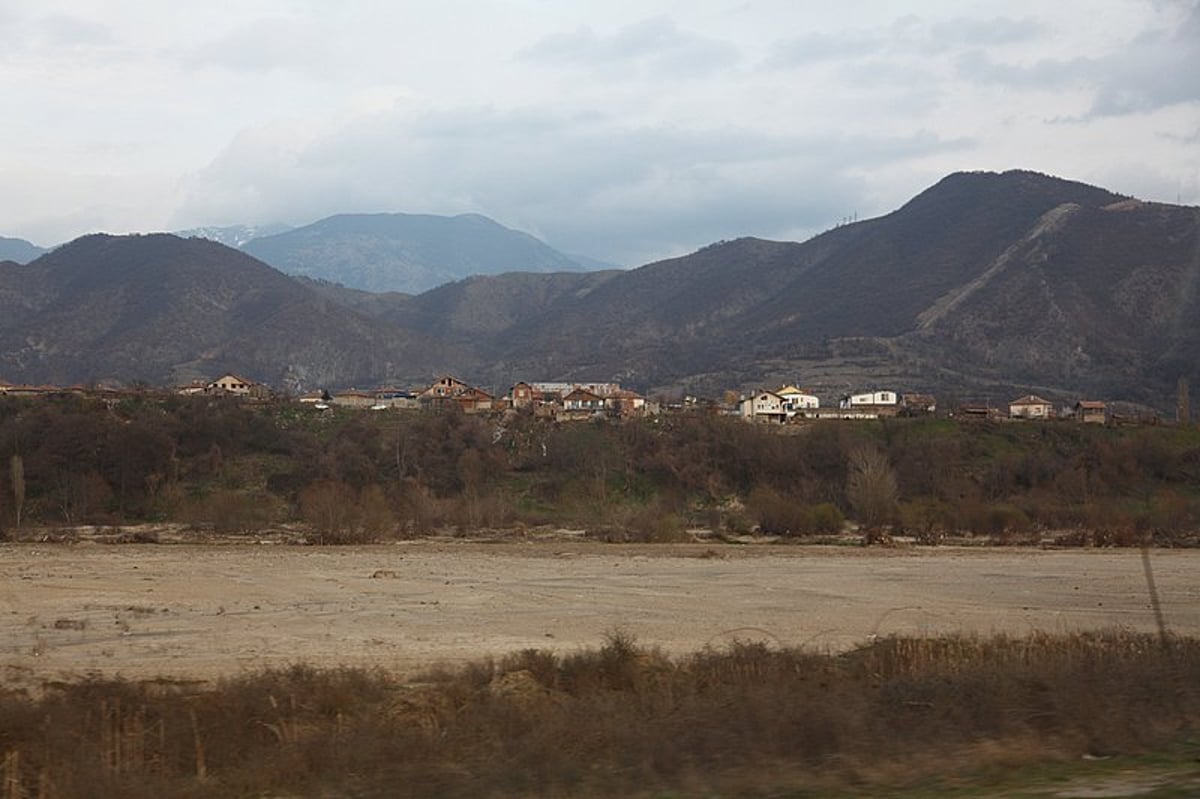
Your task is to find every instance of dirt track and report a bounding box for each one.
[3,542,1198,688]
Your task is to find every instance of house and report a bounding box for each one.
[419,375,493,412]
[455,386,494,414]
[205,373,272,399]
[604,388,647,418]
[740,391,786,423]
[956,403,1000,421]
[510,381,563,411]
[331,389,376,409]
[839,390,900,416]
[902,394,937,415]
[562,388,605,413]
[777,385,819,417]
[420,375,472,402]
[374,388,418,409]
[1074,400,1107,424]
[1009,394,1054,420]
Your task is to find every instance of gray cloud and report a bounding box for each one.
[175,107,970,266]
[955,2,1200,117]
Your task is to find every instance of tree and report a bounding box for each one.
[10,454,24,528]
[1178,377,1191,426]
[845,444,898,543]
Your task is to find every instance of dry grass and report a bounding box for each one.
[1,632,1197,797]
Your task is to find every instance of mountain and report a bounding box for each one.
[242,212,598,293]
[470,170,1198,406]
[0,236,46,264]
[0,234,465,389]
[0,171,1194,408]
[173,223,293,249]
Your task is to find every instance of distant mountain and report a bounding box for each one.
[0,234,466,390]
[173,223,293,249]
[242,212,599,293]
[0,236,46,264]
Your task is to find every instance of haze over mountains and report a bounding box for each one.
[1,170,1196,408]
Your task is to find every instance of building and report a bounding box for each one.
[206,373,256,396]
[901,393,937,415]
[740,391,787,423]
[839,390,900,416]
[1074,400,1107,424]
[604,388,647,418]
[777,385,819,417]
[1009,394,1054,420]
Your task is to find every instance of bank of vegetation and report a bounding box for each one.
[0,632,1197,797]
[1,394,1199,544]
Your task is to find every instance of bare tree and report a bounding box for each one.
[845,444,898,543]
[1178,377,1191,426]
[10,454,25,529]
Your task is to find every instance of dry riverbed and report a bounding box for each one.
[3,540,1199,691]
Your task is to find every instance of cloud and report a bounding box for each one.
[766,15,1044,68]
[955,2,1200,117]
[520,16,739,77]
[927,17,1044,49]
[180,16,334,75]
[174,107,970,266]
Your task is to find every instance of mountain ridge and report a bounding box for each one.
[0,170,1195,409]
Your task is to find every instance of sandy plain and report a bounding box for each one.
[2,541,1199,690]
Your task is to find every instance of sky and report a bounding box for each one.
[2,0,1198,267]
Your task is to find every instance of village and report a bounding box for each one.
[179,372,1127,424]
[0,371,1134,425]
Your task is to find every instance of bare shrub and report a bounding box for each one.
[186,489,279,533]
[747,486,810,536]
[301,480,395,544]
[810,502,845,534]
[1,632,1197,798]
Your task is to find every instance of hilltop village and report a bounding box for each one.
[0,371,1155,426]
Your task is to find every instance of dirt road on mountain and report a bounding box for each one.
[3,542,1198,689]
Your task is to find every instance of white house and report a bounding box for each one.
[840,390,899,409]
[740,391,786,423]
[777,385,819,417]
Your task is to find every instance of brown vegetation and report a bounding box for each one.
[2,394,1200,544]
[0,632,1196,797]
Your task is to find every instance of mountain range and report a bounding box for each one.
[239,212,607,294]
[1,170,1196,408]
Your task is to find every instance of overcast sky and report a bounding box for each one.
[2,1,1197,266]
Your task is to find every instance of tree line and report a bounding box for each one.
[1,394,1198,544]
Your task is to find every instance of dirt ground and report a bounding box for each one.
[2,541,1199,690]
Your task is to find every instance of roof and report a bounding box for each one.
[209,373,256,387]
[1075,400,1107,409]
[776,385,804,396]
[1010,394,1052,406]
[563,388,602,401]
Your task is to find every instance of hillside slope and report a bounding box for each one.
[479,171,1197,404]
[0,234,464,389]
